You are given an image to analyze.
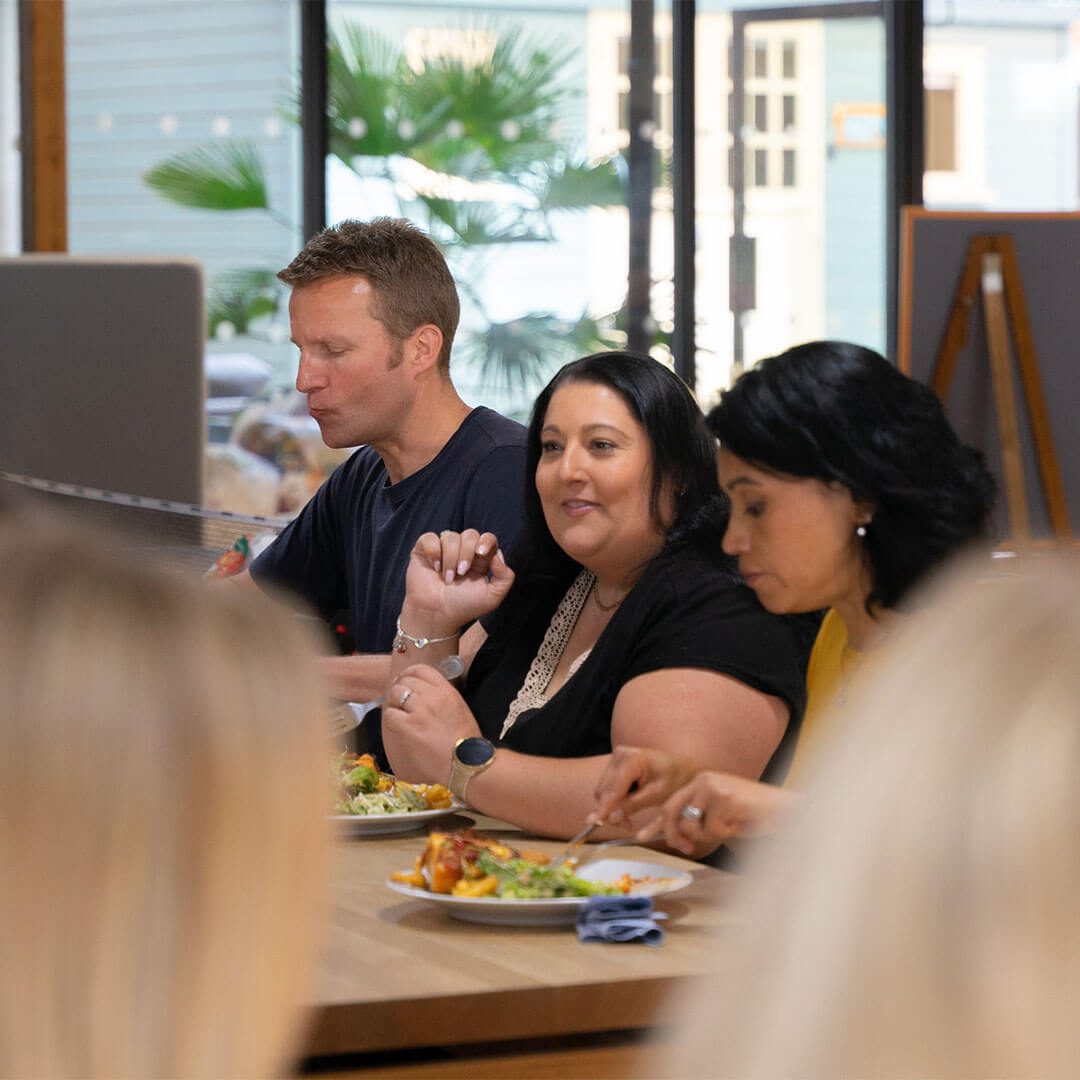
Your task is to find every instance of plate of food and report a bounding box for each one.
[387,830,693,924]
[331,752,461,836]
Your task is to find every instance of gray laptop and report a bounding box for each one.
[0,255,204,504]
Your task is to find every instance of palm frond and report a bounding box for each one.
[399,22,573,179]
[327,23,411,161]
[459,313,567,393]
[416,197,547,247]
[566,309,624,354]
[142,140,269,211]
[535,156,625,212]
[460,308,620,394]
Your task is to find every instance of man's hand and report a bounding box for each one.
[316,653,391,704]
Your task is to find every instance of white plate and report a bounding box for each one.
[385,857,693,925]
[331,803,461,836]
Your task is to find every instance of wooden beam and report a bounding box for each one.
[998,235,1072,539]
[928,234,989,398]
[980,252,1030,542]
[20,0,67,251]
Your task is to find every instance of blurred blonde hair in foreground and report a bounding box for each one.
[0,512,331,1078]
[665,553,1080,1079]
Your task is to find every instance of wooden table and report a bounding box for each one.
[301,814,736,1075]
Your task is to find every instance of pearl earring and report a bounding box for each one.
[856,524,867,538]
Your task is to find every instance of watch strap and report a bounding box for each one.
[448,738,495,805]
[447,758,474,803]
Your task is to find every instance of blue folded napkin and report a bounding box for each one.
[576,894,667,945]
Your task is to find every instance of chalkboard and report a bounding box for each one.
[898,208,1080,540]
[0,256,205,504]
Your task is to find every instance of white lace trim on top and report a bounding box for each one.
[500,568,595,739]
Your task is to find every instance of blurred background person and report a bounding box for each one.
[0,514,330,1079]
[381,352,813,850]
[592,340,995,854]
[663,553,1080,1079]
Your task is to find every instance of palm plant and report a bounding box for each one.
[142,20,628,395]
[206,269,281,338]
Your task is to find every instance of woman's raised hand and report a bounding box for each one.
[401,529,515,634]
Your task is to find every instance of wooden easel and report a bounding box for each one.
[930,233,1071,543]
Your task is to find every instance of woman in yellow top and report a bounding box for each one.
[591,340,995,854]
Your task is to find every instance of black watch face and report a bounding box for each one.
[457,737,495,767]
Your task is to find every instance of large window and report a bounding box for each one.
[323,2,631,422]
[19,0,918,505]
[62,1,332,515]
[65,0,303,382]
[316,2,890,413]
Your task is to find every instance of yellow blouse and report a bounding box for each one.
[784,608,862,787]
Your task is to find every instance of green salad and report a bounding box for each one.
[331,751,453,816]
[473,851,622,899]
[336,784,430,816]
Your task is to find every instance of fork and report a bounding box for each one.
[329,654,466,737]
[546,821,601,871]
[565,832,665,872]
[547,822,664,872]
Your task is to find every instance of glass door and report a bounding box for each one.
[727,3,886,379]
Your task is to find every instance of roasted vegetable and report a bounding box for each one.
[414,830,621,899]
[344,763,380,794]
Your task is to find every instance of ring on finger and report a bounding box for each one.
[681,804,705,823]
[399,687,412,707]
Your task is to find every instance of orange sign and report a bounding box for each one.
[832,103,886,150]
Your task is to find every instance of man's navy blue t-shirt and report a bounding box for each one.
[252,406,527,761]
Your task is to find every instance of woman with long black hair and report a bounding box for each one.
[592,340,995,853]
[380,351,811,851]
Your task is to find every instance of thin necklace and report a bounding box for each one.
[592,579,625,612]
